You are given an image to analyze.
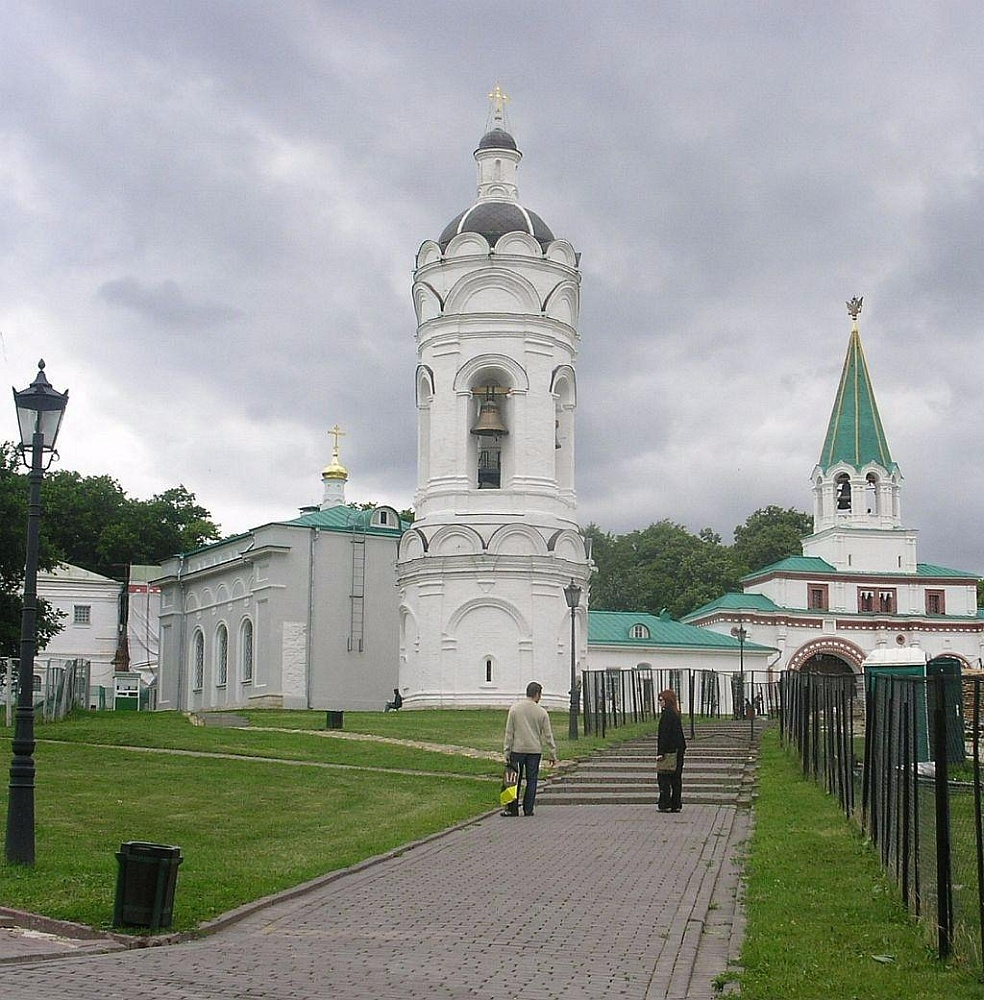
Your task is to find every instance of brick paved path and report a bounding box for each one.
[0,800,748,1000]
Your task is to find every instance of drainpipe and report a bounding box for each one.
[175,554,187,711]
[306,527,317,709]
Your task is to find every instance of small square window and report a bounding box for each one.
[807,585,829,611]
[73,605,91,625]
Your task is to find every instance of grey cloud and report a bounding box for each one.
[98,277,243,328]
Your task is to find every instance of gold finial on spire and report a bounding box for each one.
[487,83,510,130]
[846,295,863,324]
[322,424,348,481]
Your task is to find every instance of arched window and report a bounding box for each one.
[240,618,254,684]
[836,473,852,511]
[192,629,204,690]
[215,624,228,687]
[630,624,650,639]
[484,657,494,683]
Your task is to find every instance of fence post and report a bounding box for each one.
[931,671,953,959]
[972,676,984,971]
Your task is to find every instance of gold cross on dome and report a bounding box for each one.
[328,423,346,457]
[488,83,509,125]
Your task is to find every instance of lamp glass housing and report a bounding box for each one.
[12,361,68,460]
[564,580,581,609]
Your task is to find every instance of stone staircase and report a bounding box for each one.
[539,719,765,807]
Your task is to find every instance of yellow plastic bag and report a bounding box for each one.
[500,766,519,806]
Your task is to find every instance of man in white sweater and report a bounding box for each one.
[502,681,557,816]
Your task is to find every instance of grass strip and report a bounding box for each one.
[738,730,982,999]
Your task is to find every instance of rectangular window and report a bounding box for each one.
[858,589,874,613]
[877,589,896,613]
[925,590,945,615]
[807,584,829,611]
[73,605,91,625]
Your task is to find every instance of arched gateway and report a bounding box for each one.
[787,638,865,675]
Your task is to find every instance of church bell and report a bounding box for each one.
[470,399,508,437]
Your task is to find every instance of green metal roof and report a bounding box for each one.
[285,505,408,536]
[684,592,783,619]
[742,556,836,579]
[818,327,896,473]
[588,609,775,652]
[915,562,981,579]
[743,556,978,581]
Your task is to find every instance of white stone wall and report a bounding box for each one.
[399,221,591,707]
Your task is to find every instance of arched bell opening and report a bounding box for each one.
[864,472,881,516]
[836,472,852,512]
[469,377,510,489]
[552,369,575,492]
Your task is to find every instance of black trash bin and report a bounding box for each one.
[113,841,182,930]
[326,710,343,729]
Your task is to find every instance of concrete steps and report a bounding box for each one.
[539,719,765,807]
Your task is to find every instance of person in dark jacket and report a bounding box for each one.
[656,688,686,812]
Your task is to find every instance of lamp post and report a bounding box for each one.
[564,579,581,740]
[731,619,747,722]
[5,360,68,865]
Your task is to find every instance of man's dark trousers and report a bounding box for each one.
[509,752,542,816]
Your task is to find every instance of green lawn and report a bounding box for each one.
[739,730,984,998]
[0,708,658,932]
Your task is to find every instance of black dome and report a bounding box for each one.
[477,128,518,151]
[439,201,555,252]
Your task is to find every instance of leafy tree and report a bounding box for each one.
[732,505,813,574]
[38,471,129,576]
[42,481,220,579]
[978,579,984,609]
[95,486,220,572]
[0,443,65,658]
[674,541,744,618]
[587,519,742,618]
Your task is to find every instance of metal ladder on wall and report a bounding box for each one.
[348,518,367,652]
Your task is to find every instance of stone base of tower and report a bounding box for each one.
[396,548,589,711]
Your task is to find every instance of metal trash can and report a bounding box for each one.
[113,841,182,930]
[326,711,343,729]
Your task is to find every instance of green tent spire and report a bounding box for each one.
[818,297,896,472]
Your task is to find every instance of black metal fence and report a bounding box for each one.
[580,666,782,737]
[780,667,984,968]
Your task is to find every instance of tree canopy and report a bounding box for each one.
[40,474,221,579]
[0,445,221,656]
[731,505,814,575]
[0,444,64,657]
[587,506,814,619]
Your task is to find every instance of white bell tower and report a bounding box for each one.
[396,89,592,708]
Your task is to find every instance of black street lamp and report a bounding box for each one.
[731,619,747,721]
[5,360,68,865]
[564,579,581,740]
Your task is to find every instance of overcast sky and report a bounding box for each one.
[3,2,983,576]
